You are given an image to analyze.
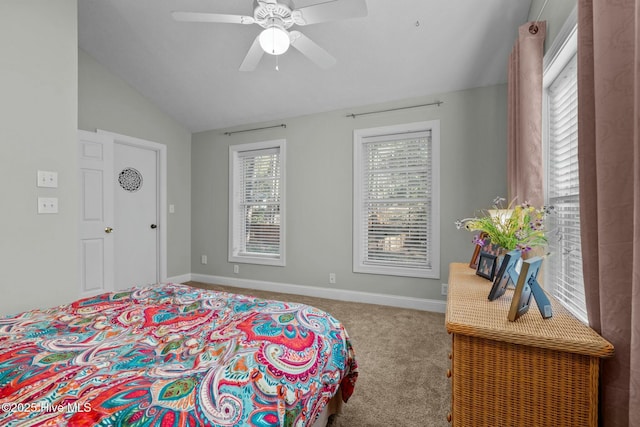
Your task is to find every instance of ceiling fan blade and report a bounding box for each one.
[293,0,367,26]
[239,35,265,71]
[289,31,336,69]
[171,11,255,25]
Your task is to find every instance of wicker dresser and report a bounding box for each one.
[445,263,614,426]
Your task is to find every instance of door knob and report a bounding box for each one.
[105,227,114,234]
[150,224,157,229]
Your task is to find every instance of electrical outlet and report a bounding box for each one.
[37,197,58,214]
[441,283,448,296]
[329,273,336,284]
[234,265,239,274]
[37,170,58,188]
[201,255,207,264]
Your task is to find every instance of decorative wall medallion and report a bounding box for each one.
[118,167,143,192]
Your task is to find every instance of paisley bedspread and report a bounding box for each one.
[0,284,357,426]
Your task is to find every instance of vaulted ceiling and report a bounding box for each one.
[78,0,532,132]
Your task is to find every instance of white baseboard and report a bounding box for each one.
[166,273,192,284]
[189,273,446,313]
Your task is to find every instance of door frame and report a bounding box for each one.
[97,129,168,285]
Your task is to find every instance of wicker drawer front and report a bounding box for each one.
[451,334,598,427]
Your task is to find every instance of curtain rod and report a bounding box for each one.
[346,101,443,118]
[534,0,550,23]
[530,0,550,34]
[224,124,286,136]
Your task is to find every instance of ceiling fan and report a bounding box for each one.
[172,0,368,71]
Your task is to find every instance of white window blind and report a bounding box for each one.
[545,52,587,322]
[229,140,285,266]
[353,121,440,279]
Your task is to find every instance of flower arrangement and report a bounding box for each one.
[456,197,554,252]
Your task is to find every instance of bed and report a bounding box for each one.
[0,283,357,426]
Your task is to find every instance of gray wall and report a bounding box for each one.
[78,49,192,279]
[192,84,508,301]
[0,1,78,315]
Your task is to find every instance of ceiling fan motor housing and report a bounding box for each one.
[254,0,297,29]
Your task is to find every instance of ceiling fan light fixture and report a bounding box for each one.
[259,25,290,55]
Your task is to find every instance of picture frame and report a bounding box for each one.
[488,250,521,301]
[508,257,550,321]
[480,241,502,257]
[476,252,497,280]
[507,258,536,321]
[469,232,488,269]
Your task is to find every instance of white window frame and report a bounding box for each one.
[229,139,286,267]
[353,120,440,279]
[542,7,587,322]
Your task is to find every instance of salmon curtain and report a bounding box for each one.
[577,0,640,425]
[507,21,546,206]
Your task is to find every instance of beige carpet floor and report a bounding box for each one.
[186,281,452,427]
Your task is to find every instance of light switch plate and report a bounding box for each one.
[38,197,58,214]
[37,170,58,188]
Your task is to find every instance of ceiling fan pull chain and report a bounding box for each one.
[272,25,276,54]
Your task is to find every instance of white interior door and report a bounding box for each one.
[78,130,114,295]
[114,142,159,289]
[79,130,166,297]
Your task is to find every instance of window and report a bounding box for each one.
[543,16,587,322]
[353,121,440,279]
[229,140,285,266]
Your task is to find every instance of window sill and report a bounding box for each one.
[229,254,285,267]
[354,264,439,279]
